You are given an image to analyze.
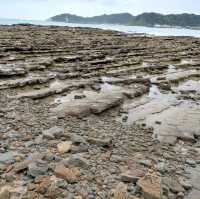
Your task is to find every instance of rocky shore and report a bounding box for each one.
[0,24,200,199]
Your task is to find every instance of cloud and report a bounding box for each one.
[0,0,200,20]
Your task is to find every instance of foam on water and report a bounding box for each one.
[1,18,200,37]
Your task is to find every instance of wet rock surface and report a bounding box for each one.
[0,24,200,198]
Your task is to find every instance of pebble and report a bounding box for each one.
[64,154,89,169]
[13,159,31,173]
[0,152,15,164]
[70,134,87,145]
[87,137,112,147]
[54,163,80,183]
[57,141,72,153]
[185,159,196,167]
[28,160,49,177]
[138,159,152,167]
[42,126,64,139]
[120,169,145,183]
[156,162,168,174]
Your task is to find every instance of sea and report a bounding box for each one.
[0,18,200,37]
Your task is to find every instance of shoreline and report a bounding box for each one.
[0,19,200,37]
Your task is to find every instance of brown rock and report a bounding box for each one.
[162,177,185,194]
[13,159,31,173]
[74,196,83,199]
[54,163,80,183]
[137,174,161,199]
[110,182,128,199]
[0,186,10,199]
[120,169,145,183]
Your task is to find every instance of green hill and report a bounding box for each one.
[49,12,200,28]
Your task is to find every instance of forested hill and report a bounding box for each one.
[49,12,200,27]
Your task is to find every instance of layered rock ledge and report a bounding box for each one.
[0,25,200,199]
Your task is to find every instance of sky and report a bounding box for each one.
[0,0,200,20]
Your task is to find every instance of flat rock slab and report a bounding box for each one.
[174,80,200,94]
[52,92,123,116]
[123,97,178,125]
[0,64,26,76]
[14,80,89,99]
[146,102,200,144]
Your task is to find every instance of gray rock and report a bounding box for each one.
[0,152,14,164]
[185,166,200,191]
[42,126,64,139]
[35,135,43,144]
[64,154,89,169]
[24,141,34,147]
[162,177,185,194]
[70,134,87,145]
[120,169,145,183]
[179,179,192,190]
[156,162,168,174]
[28,160,48,177]
[71,143,89,153]
[110,155,127,163]
[87,137,112,147]
[138,159,152,167]
[186,159,196,167]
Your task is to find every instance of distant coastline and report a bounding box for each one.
[49,12,200,29]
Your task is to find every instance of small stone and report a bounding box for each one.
[54,163,80,183]
[13,159,31,173]
[155,121,162,125]
[74,196,83,199]
[35,135,43,144]
[0,152,14,164]
[177,192,184,199]
[110,155,126,163]
[71,144,89,153]
[185,159,196,167]
[42,126,64,139]
[87,137,112,147]
[156,162,168,174]
[57,141,72,154]
[120,169,145,183]
[74,94,86,99]
[27,152,45,162]
[64,154,89,169]
[122,115,128,122]
[28,160,48,177]
[24,141,34,147]
[138,159,152,167]
[70,134,87,145]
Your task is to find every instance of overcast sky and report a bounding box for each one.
[1,0,200,20]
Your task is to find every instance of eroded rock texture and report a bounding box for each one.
[0,25,200,199]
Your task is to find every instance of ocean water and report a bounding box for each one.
[0,18,200,37]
